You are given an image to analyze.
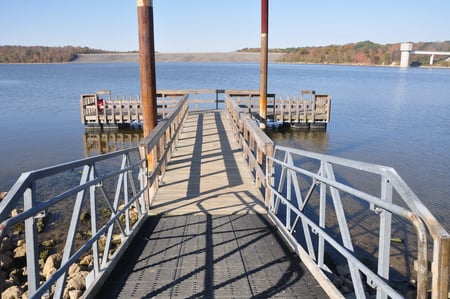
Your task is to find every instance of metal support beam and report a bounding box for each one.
[259,0,268,129]
[137,0,158,137]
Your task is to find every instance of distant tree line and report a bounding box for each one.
[0,46,107,63]
[240,41,450,67]
[2,42,450,66]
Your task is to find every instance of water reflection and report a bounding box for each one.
[81,126,329,157]
[266,128,329,153]
[82,129,144,157]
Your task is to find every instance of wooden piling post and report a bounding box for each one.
[137,0,158,137]
[259,0,268,129]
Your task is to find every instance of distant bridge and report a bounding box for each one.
[400,42,450,67]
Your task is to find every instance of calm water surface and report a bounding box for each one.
[0,62,449,227]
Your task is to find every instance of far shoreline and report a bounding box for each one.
[70,53,449,69]
[2,52,448,68]
[71,52,284,63]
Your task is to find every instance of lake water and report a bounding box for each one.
[0,62,449,229]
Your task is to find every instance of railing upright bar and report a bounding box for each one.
[124,156,131,234]
[139,167,147,214]
[414,217,429,299]
[375,176,393,299]
[54,165,91,298]
[286,153,292,206]
[24,185,39,296]
[323,162,366,298]
[432,238,450,299]
[318,162,327,271]
[264,141,274,206]
[126,154,140,215]
[89,166,100,277]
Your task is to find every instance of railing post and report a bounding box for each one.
[139,144,151,208]
[311,93,317,123]
[215,90,219,110]
[24,185,39,296]
[318,161,326,269]
[432,237,450,299]
[376,176,393,299]
[89,165,100,277]
[264,142,274,207]
[54,165,91,298]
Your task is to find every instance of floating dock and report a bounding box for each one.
[80,89,331,130]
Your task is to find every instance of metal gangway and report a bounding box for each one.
[0,91,448,298]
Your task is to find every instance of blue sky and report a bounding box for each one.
[1,1,448,52]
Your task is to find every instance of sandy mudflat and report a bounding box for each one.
[72,52,283,63]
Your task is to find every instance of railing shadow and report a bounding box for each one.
[99,213,314,298]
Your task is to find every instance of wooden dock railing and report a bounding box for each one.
[80,89,331,129]
[225,94,274,205]
[80,91,184,128]
[139,94,190,206]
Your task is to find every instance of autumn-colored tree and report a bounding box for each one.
[267,41,450,66]
[0,45,108,63]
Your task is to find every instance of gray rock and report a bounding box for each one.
[0,254,13,270]
[66,271,89,291]
[42,254,61,279]
[336,264,350,277]
[1,286,22,299]
[68,263,81,278]
[1,237,14,253]
[68,290,83,299]
[0,192,7,201]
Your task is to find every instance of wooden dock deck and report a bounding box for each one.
[98,110,328,298]
[80,90,331,129]
[149,110,266,215]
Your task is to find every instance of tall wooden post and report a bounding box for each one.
[259,0,269,129]
[137,0,158,137]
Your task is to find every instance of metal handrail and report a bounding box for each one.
[266,146,449,299]
[0,147,147,298]
[0,95,190,299]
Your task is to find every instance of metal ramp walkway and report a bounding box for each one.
[100,214,326,298]
[98,110,327,298]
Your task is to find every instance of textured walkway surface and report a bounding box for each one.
[100,214,328,298]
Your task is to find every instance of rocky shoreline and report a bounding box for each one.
[0,192,140,299]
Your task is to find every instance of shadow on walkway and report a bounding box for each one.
[99,214,327,298]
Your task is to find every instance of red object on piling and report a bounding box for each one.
[137,0,158,137]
